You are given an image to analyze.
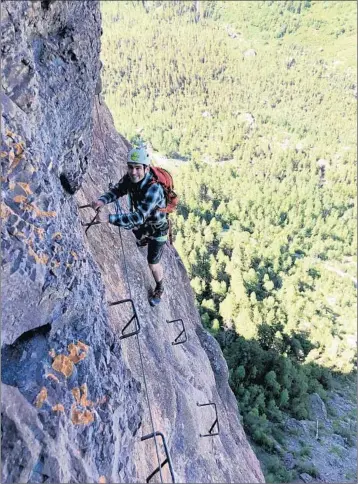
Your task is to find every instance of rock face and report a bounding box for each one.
[307,393,328,422]
[1,2,141,483]
[1,2,264,483]
[284,390,357,483]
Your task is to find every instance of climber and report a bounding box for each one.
[91,146,168,306]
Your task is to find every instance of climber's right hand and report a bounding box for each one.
[91,200,105,211]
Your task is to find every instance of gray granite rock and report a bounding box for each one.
[1,2,142,483]
[308,393,328,422]
[300,473,314,483]
[1,1,265,483]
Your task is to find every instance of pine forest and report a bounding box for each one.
[99,2,357,481]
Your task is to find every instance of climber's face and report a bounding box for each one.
[127,163,148,183]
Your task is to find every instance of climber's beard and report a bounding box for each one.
[129,174,141,183]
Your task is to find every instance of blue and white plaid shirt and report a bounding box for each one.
[98,171,168,237]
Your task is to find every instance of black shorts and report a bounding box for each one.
[147,238,166,264]
[133,223,168,264]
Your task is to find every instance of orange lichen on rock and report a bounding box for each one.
[68,341,88,363]
[52,354,74,378]
[32,207,57,218]
[72,384,93,407]
[35,387,48,408]
[23,202,57,218]
[13,195,27,204]
[71,405,94,425]
[17,182,32,195]
[77,341,88,352]
[72,387,81,404]
[28,245,49,265]
[46,373,59,383]
[80,384,93,407]
[52,404,65,412]
[14,142,25,156]
[68,343,85,363]
[50,341,89,378]
[0,203,11,219]
[71,384,96,425]
[7,154,23,175]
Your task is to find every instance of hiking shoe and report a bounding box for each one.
[136,237,149,248]
[149,286,164,306]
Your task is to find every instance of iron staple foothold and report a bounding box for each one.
[93,121,164,483]
[166,319,187,345]
[197,402,220,437]
[141,432,176,483]
[108,298,141,339]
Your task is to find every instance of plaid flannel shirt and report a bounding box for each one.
[98,171,168,237]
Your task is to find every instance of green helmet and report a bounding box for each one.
[127,146,150,166]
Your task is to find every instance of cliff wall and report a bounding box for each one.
[1,2,264,483]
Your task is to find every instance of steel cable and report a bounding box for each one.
[96,96,164,483]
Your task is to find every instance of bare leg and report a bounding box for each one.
[149,263,163,284]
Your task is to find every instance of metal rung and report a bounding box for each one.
[166,319,187,345]
[108,298,141,339]
[79,204,101,236]
[141,432,175,483]
[197,402,219,437]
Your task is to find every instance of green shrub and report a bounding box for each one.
[332,421,356,447]
[299,444,312,458]
[296,463,319,478]
[260,454,294,483]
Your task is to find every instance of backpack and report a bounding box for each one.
[149,166,179,214]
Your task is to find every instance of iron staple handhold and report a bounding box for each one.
[141,432,175,483]
[197,401,220,437]
[108,298,141,339]
[166,318,187,345]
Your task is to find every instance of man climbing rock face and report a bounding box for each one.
[91,146,168,306]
